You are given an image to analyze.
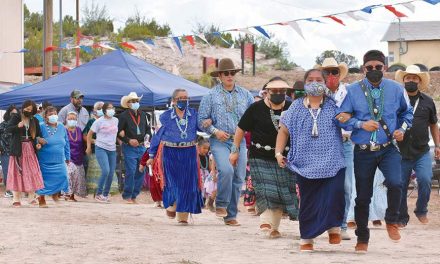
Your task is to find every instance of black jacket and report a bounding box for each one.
[6,114,41,157]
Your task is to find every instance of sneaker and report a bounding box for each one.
[355,243,368,253]
[4,191,13,198]
[416,215,429,224]
[103,196,111,203]
[215,207,228,218]
[95,195,107,203]
[341,229,351,240]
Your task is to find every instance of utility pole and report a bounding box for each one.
[58,0,63,74]
[76,0,80,67]
[43,0,53,80]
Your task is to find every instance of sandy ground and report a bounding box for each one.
[1,186,440,264]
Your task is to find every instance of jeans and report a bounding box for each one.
[209,137,247,221]
[399,150,432,224]
[1,154,10,187]
[122,144,146,200]
[341,140,354,230]
[95,146,116,197]
[353,144,402,243]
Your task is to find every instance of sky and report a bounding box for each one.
[24,0,440,69]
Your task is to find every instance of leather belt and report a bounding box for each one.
[251,141,289,151]
[356,142,391,152]
[162,140,197,147]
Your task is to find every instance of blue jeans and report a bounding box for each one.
[341,140,354,230]
[209,137,247,221]
[1,154,10,187]
[353,144,402,243]
[399,150,432,224]
[122,144,146,200]
[95,146,116,196]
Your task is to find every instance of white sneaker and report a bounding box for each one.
[4,191,13,198]
[341,229,351,240]
[95,195,107,203]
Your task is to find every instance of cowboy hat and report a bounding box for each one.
[121,92,143,109]
[264,79,292,89]
[210,58,242,77]
[395,65,430,92]
[319,57,348,81]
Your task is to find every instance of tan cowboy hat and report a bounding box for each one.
[395,65,430,92]
[210,58,242,77]
[120,92,143,109]
[319,57,348,81]
[265,79,292,89]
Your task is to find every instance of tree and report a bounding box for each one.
[24,4,43,38]
[120,10,171,40]
[81,0,114,36]
[315,50,359,68]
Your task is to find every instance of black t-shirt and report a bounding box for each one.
[238,100,291,160]
[398,92,438,160]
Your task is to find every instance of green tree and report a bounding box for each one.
[81,0,114,36]
[24,31,43,67]
[24,4,43,38]
[120,10,171,40]
[315,50,359,68]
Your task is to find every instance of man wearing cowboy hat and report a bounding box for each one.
[395,65,440,226]
[320,57,353,240]
[118,92,151,204]
[198,58,254,226]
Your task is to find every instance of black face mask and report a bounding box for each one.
[270,94,285,105]
[366,70,383,84]
[23,111,33,117]
[404,81,419,93]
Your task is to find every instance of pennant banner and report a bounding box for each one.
[402,3,416,13]
[185,36,195,47]
[346,11,367,21]
[164,38,176,53]
[254,26,271,39]
[287,21,305,39]
[173,37,184,55]
[384,5,408,17]
[121,42,137,50]
[325,15,345,26]
[423,0,440,4]
[145,38,155,46]
[139,40,152,52]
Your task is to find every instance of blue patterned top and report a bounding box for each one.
[149,107,198,158]
[38,122,70,164]
[198,84,254,135]
[281,97,345,179]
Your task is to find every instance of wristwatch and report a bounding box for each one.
[231,145,240,154]
[275,152,283,158]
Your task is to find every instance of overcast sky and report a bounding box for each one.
[24,0,440,68]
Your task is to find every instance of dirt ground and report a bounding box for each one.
[1,186,440,264]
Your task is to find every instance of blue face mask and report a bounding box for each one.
[67,120,77,127]
[131,102,140,111]
[106,109,115,117]
[96,109,104,117]
[48,115,58,124]
[176,100,188,110]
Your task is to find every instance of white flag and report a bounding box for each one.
[288,21,305,39]
[402,3,415,13]
[99,43,116,50]
[139,41,152,52]
[197,34,210,46]
[164,38,176,53]
[346,11,367,21]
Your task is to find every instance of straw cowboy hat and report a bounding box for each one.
[264,79,292,89]
[319,57,348,81]
[210,58,242,77]
[395,65,430,92]
[121,92,143,108]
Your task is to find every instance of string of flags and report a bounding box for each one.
[1,0,439,58]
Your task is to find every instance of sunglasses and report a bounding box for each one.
[365,65,384,72]
[324,69,340,76]
[221,71,237,77]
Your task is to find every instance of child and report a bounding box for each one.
[197,136,217,212]
[140,149,163,208]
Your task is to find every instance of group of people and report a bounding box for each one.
[0,49,437,254]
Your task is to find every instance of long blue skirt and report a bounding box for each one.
[296,168,345,239]
[162,146,203,214]
[36,162,69,195]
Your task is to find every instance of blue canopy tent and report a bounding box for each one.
[0,50,209,109]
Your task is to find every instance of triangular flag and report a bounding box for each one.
[79,45,92,54]
[361,4,381,13]
[238,28,258,36]
[287,21,305,39]
[164,38,176,53]
[145,38,155,46]
[402,3,416,13]
[185,36,195,48]
[254,26,270,39]
[18,48,29,53]
[304,18,323,23]
[423,0,440,5]
[346,12,367,21]
[173,37,184,55]
[384,5,407,18]
[325,15,345,26]
[44,46,58,52]
[139,40,152,52]
[121,42,137,50]
[212,32,232,46]
[99,43,116,50]
[197,34,210,46]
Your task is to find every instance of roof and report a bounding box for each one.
[381,21,440,42]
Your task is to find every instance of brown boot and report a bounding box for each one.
[68,194,77,202]
[386,224,401,242]
[38,195,48,208]
[355,243,368,253]
[52,194,60,203]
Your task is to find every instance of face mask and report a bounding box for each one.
[176,100,188,110]
[96,109,104,117]
[106,109,115,117]
[404,81,418,93]
[304,82,326,96]
[325,75,340,92]
[48,115,58,124]
[23,111,32,117]
[67,120,77,127]
[366,70,383,83]
[130,102,140,111]
[269,94,286,105]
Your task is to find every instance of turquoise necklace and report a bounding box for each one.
[365,86,385,143]
[174,108,189,139]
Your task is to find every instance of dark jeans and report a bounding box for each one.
[122,144,146,200]
[353,144,402,243]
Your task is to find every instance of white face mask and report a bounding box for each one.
[106,109,115,117]
[48,115,58,124]
[67,120,77,127]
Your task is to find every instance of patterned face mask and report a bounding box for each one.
[304,82,327,96]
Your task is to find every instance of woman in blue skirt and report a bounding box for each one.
[276,69,346,252]
[148,89,203,225]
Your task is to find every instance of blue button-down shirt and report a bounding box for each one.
[198,84,254,135]
[337,78,413,144]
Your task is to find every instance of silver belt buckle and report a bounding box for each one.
[370,141,380,151]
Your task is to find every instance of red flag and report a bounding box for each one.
[384,5,407,18]
[92,43,101,49]
[121,42,137,50]
[325,15,345,26]
[44,46,58,52]
[185,36,195,47]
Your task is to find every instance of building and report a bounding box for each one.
[0,0,24,89]
[382,21,440,71]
